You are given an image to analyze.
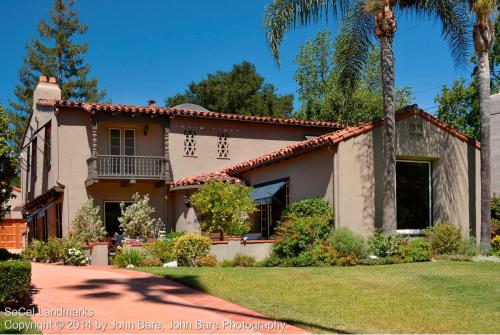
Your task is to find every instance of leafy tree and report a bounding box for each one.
[71,198,107,244]
[8,0,105,149]
[189,180,257,239]
[0,106,18,218]
[118,193,159,240]
[165,61,293,117]
[294,31,413,124]
[435,14,499,142]
[264,0,469,234]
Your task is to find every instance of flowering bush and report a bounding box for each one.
[425,222,463,255]
[72,197,107,244]
[65,247,89,266]
[119,193,159,240]
[368,229,401,257]
[492,236,500,256]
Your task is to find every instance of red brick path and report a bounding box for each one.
[30,263,306,334]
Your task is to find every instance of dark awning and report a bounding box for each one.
[252,179,286,205]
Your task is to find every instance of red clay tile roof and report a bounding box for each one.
[170,172,242,189]
[222,106,480,175]
[37,99,344,128]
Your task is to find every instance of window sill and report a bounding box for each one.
[183,155,198,158]
[217,157,230,160]
[396,229,426,236]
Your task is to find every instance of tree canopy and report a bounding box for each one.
[0,106,18,218]
[294,31,413,125]
[435,14,499,141]
[8,0,105,149]
[165,61,294,117]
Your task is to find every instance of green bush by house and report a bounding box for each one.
[0,248,22,261]
[22,238,89,265]
[173,233,211,267]
[0,260,31,307]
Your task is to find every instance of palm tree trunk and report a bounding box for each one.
[478,49,491,250]
[380,35,397,235]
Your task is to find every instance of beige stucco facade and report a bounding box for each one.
[491,92,500,197]
[234,114,481,238]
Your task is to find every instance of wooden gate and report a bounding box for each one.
[0,220,27,249]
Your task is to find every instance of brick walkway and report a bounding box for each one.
[30,263,306,334]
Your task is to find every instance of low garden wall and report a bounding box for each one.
[210,238,274,261]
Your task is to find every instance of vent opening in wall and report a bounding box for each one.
[184,130,196,156]
[217,132,229,158]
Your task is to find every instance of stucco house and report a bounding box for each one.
[20,75,484,242]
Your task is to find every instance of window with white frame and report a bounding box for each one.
[217,132,229,158]
[184,130,196,156]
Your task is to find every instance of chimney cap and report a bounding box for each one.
[39,75,48,83]
[147,100,156,107]
[48,77,57,84]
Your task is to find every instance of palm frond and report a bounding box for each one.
[263,0,351,64]
[398,0,471,66]
[332,1,375,98]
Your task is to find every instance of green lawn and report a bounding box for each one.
[0,315,41,334]
[138,261,500,334]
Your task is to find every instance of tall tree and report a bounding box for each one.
[294,30,413,124]
[0,106,18,218]
[8,0,105,149]
[165,61,293,117]
[435,12,499,142]
[264,0,469,234]
[470,0,497,249]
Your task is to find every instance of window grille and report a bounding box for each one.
[184,130,196,156]
[217,132,229,158]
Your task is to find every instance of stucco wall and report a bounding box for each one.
[3,189,23,220]
[237,147,335,205]
[335,115,480,237]
[491,93,500,196]
[170,190,201,233]
[96,121,163,157]
[169,117,334,180]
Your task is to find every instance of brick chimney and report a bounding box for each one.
[33,75,61,105]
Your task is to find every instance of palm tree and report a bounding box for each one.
[470,0,496,249]
[264,0,469,234]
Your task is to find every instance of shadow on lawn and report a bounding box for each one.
[60,272,352,334]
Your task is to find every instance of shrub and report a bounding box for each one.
[491,197,500,220]
[173,233,211,267]
[72,198,107,244]
[119,193,159,240]
[0,260,31,307]
[0,248,21,261]
[459,237,480,257]
[492,236,500,256]
[45,237,67,262]
[140,257,162,267]
[112,249,145,268]
[261,253,321,267]
[491,219,500,238]
[195,254,218,267]
[425,222,463,255]
[397,239,431,262]
[144,239,175,263]
[368,229,401,257]
[272,199,333,259]
[327,227,367,260]
[220,259,235,267]
[189,181,256,238]
[233,253,256,267]
[65,247,89,266]
[22,240,48,262]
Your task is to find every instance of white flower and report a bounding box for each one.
[369,255,378,259]
[126,264,135,268]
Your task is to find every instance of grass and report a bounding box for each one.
[0,315,41,334]
[138,261,500,333]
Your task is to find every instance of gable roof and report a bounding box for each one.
[36,99,344,129]
[168,106,480,189]
[222,106,480,175]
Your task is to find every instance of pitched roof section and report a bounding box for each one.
[222,106,480,175]
[37,99,344,128]
[170,172,242,190]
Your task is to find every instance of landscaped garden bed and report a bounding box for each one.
[137,261,500,333]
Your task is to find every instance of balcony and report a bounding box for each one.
[86,155,168,186]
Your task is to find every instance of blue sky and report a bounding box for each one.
[1,0,472,114]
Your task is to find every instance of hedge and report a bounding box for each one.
[0,260,32,307]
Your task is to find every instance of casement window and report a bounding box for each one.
[44,122,52,169]
[108,128,136,156]
[217,132,229,159]
[184,130,196,156]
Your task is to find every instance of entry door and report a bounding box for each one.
[396,161,432,232]
[104,202,132,237]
